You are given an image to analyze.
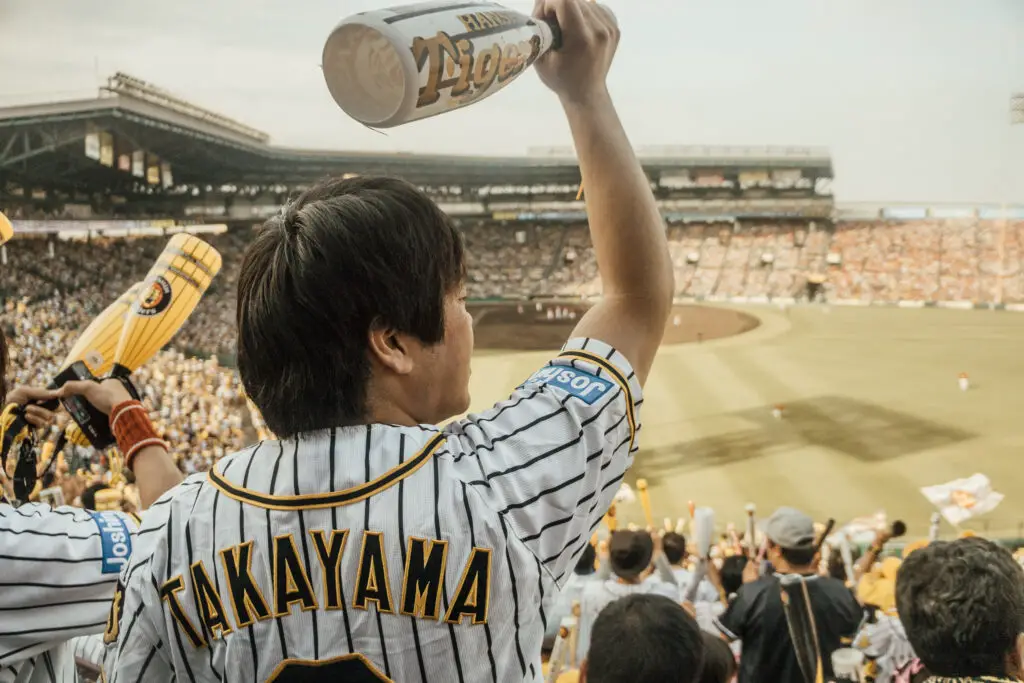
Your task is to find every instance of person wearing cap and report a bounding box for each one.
[713,506,862,683]
[576,530,680,663]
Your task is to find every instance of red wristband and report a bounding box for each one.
[110,400,167,471]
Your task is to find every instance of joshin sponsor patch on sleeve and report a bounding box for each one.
[524,365,614,404]
[89,510,133,574]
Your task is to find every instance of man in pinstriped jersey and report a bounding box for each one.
[0,333,182,683]
[103,0,674,681]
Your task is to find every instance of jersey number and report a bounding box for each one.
[266,655,391,683]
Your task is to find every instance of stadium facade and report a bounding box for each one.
[4,75,1024,308]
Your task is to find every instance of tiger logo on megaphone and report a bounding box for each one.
[136,276,172,317]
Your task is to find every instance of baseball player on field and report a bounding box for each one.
[103,1,675,681]
[0,331,182,682]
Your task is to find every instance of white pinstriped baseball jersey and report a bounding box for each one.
[0,502,139,683]
[104,337,643,683]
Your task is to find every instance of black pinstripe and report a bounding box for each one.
[363,426,390,678]
[454,406,567,464]
[459,481,498,683]
[466,431,584,487]
[434,457,465,683]
[499,516,526,677]
[328,428,355,653]
[397,435,429,683]
[41,650,55,683]
[116,602,147,660]
[184,504,223,682]
[535,554,547,632]
[157,549,197,683]
[211,458,237,600]
[266,443,289,659]
[0,596,112,612]
[133,645,159,683]
[240,445,260,681]
[292,439,319,659]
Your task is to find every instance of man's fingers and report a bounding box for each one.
[593,3,619,47]
[540,0,586,38]
[5,385,61,406]
[57,380,97,399]
[23,406,56,427]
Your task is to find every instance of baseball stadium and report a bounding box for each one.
[2,74,1024,541]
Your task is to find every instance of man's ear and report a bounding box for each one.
[578,658,588,682]
[367,323,414,375]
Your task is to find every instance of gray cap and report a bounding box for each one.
[761,506,816,549]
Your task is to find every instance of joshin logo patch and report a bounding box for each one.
[136,276,172,316]
[89,511,133,574]
[526,366,614,404]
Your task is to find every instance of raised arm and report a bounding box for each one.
[535,0,675,385]
[58,380,182,509]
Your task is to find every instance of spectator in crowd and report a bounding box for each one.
[853,528,920,683]
[79,482,110,511]
[577,530,680,661]
[579,594,705,683]
[699,632,738,683]
[718,553,749,598]
[690,554,748,652]
[715,507,861,683]
[658,531,721,603]
[897,536,1024,681]
[544,542,599,649]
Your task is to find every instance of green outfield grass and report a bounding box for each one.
[465,304,1024,539]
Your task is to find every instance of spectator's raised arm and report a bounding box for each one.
[534,0,674,386]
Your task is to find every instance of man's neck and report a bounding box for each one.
[775,563,817,576]
[614,575,643,586]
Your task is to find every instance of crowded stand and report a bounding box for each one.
[4,212,1024,682]
[1,8,1022,679]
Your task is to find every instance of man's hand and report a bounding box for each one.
[533,0,619,105]
[4,386,60,427]
[57,379,133,415]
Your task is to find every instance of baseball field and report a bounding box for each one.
[466,302,1024,539]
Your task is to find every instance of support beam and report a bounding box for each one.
[0,132,22,163]
[0,128,86,169]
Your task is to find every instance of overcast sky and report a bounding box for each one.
[0,0,1021,203]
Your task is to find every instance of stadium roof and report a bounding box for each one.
[0,81,834,192]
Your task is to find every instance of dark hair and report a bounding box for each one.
[236,176,464,436]
[575,543,597,575]
[609,530,654,579]
[828,546,859,582]
[663,532,687,565]
[698,632,737,683]
[81,483,110,511]
[586,594,705,683]
[897,537,1024,677]
[719,555,748,596]
[779,545,817,567]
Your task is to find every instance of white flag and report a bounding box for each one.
[827,510,887,545]
[920,473,1003,526]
